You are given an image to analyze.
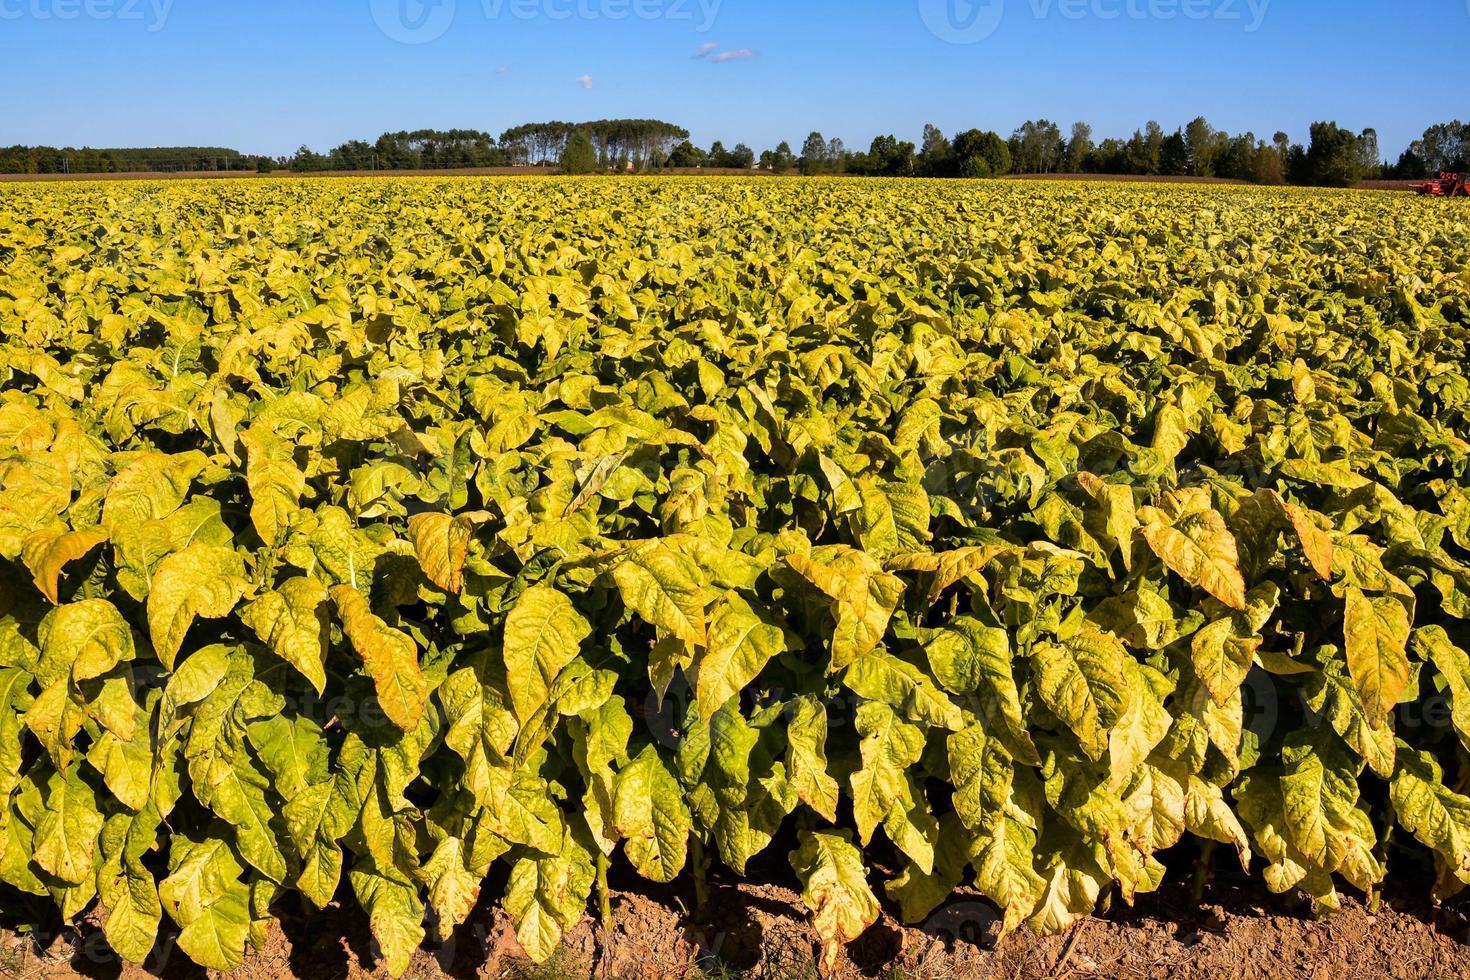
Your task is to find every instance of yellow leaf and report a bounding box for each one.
[146,544,248,671]
[1141,508,1248,611]
[331,586,428,731]
[407,511,490,594]
[22,525,109,604]
[1343,587,1411,729]
[790,830,879,977]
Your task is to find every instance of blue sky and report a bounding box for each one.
[2,0,1466,159]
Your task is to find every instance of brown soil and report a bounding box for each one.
[4,878,1469,980]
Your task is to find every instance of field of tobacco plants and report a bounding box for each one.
[1,176,1469,977]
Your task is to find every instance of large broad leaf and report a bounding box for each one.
[147,544,248,670]
[1141,507,1248,611]
[504,829,594,964]
[612,745,691,882]
[159,835,252,973]
[22,525,109,604]
[843,650,964,731]
[239,576,331,694]
[611,541,708,646]
[1391,748,1470,897]
[407,511,489,594]
[790,830,880,977]
[331,586,429,731]
[786,695,841,822]
[35,598,134,688]
[1342,587,1411,729]
[696,592,786,721]
[1031,626,1132,761]
[502,584,592,725]
[34,765,105,885]
[786,546,904,671]
[349,863,426,978]
[849,702,926,856]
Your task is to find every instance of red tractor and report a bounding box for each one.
[1414,172,1469,197]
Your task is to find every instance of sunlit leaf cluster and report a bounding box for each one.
[2,176,1470,973]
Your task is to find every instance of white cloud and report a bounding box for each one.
[576,74,594,90]
[693,42,719,58]
[711,48,757,63]
[496,66,510,74]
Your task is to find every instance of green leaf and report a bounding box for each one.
[786,546,904,671]
[785,696,840,823]
[34,765,104,885]
[240,576,331,695]
[159,835,252,973]
[696,592,786,721]
[849,702,926,857]
[1343,587,1412,729]
[1032,626,1132,761]
[502,584,592,725]
[350,863,427,978]
[1391,748,1470,897]
[35,598,134,688]
[613,746,691,883]
[504,829,594,964]
[611,541,708,646]
[147,544,248,671]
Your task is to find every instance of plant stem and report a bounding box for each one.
[691,834,711,924]
[596,850,613,931]
[1192,840,1217,904]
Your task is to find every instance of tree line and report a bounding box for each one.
[0,146,259,175]
[4,119,1466,185]
[751,118,1459,187]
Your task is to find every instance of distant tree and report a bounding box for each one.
[561,130,599,174]
[1273,132,1292,167]
[1009,120,1064,173]
[770,141,797,173]
[668,140,707,168]
[919,123,954,177]
[1408,121,1469,174]
[1065,121,1093,173]
[1252,140,1286,185]
[1359,127,1381,176]
[290,145,330,172]
[1303,121,1368,186]
[827,138,846,174]
[730,143,755,169]
[800,131,829,175]
[867,135,916,176]
[1134,121,1164,174]
[952,129,1010,177]
[1184,116,1218,176]
[1159,131,1190,176]
[1393,147,1426,179]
